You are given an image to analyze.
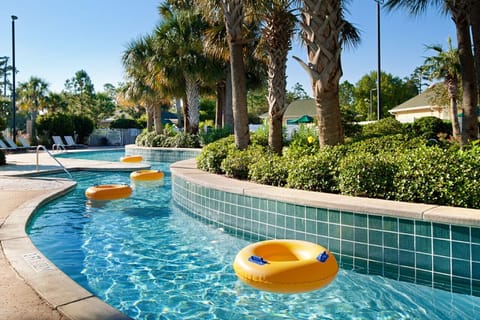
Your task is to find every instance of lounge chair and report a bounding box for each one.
[0,137,26,151]
[64,135,87,148]
[52,135,68,150]
[2,136,27,152]
[0,139,15,151]
[18,137,37,150]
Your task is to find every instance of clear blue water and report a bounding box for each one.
[27,151,480,319]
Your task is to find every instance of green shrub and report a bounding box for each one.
[286,147,344,193]
[393,146,456,206]
[289,124,319,148]
[222,145,265,179]
[0,117,6,132]
[452,144,480,208]
[249,151,289,187]
[110,118,142,129]
[392,144,480,208]
[361,117,405,138]
[36,113,74,143]
[338,152,397,199]
[196,136,235,173]
[165,132,200,148]
[341,107,362,138]
[411,116,451,140]
[347,134,424,156]
[72,114,94,144]
[198,127,232,146]
[250,126,270,146]
[135,131,157,147]
[135,129,199,148]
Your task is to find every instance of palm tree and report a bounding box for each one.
[294,0,360,147]
[45,92,68,113]
[202,10,266,132]
[256,0,297,154]
[195,0,255,148]
[420,38,461,139]
[384,0,478,143]
[154,3,215,135]
[202,14,234,130]
[221,0,251,149]
[17,76,49,143]
[122,35,163,134]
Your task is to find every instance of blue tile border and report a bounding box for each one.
[125,145,201,163]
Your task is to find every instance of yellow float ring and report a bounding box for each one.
[85,184,132,201]
[233,239,338,293]
[120,155,143,163]
[130,170,164,181]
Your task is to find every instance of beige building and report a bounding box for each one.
[388,85,449,123]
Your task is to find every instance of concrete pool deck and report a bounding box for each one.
[0,150,149,320]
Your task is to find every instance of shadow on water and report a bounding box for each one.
[120,206,171,218]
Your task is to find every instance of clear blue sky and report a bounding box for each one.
[0,1,455,95]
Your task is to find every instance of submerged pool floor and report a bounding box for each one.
[27,157,480,319]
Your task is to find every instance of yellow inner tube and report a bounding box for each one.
[120,155,143,163]
[85,184,132,201]
[130,170,164,181]
[233,239,338,293]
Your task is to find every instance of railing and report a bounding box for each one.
[52,143,66,152]
[36,145,72,179]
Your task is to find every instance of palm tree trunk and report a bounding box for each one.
[182,97,190,134]
[296,0,344,147]
[315,90,343,146]
[175,98,183,128]
[146,106,153,132]
[451,2,479,142]
[269,115,283,153]
[154,104,162,135]
[185,75,200,134]
[215,80,226,128]
[229,41,249,148]
[221,0,249,149]
[265,6,294,155]
[469,0,480,102]
[224,65,234,131]
[446,79,461,139]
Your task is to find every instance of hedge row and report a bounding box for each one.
[196,133,480,209]
[135,129,201,148]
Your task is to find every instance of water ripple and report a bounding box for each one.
[28,161,480,320]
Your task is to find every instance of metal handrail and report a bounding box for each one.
[36,145,73,179]
[52,143,66,152]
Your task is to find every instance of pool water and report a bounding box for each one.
[27,152,480,319]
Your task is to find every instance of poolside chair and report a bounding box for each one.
[2,136,27,152]
[52,135,68,150]
[64,135,87,148]
[0,138,15,151]
[18,137,37,150]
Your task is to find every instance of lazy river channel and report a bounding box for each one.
[27,150,480,319]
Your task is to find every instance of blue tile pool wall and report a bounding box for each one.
[126,148,200,163]
[172,176,480,297]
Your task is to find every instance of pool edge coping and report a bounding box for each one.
[170,158,480,228]
[0,156,137,320]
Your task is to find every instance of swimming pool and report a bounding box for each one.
[28,151,480,319]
